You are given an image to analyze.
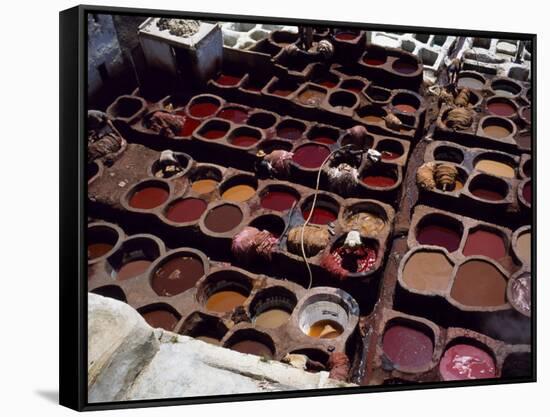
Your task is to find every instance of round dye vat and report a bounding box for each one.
[392,59,418,74]
[260,190,297,211]
[191,179,218,194]
[483,124,511,139]
[180,117,201,136]
[117,259,152,281]
[277,126,303,140]
[439,344,496,381]
[522,181,532,203]
[362,115,384,124]
[344,212,386,237]
[308,319,344,339]
[271,87,294,97]
[382,325,434,368]
[206,290,247,313]
[254,309,291,329]
[463,229,506,260]
[302,206,337,225]
[394,103,417,113]
[330,244,378,274]
[297,89,326,106]
[474,160,515,178]
[516,232,531,264]
[470,185,506,201]
[230,134,259,147]
[141,309,179,331]
[487,100,516,117]
[362,174,397,188]
[215,73,241,86]
[315,77,338,89]
[450,260,507,307]
[129,186,169,210]
[88,243,113,260]
[218,108,248,123]
[222,184,256,202]
[381,151,401,160]
[152,256,205,297]
[402,251,453,292]
[335,31,358,41]
[204,205,243,233]
[165,198,207,223]
[201,128,227,140]
[363,56,386,66]
[292,144,330,169]
[230,340,273,358]
[188,101,219,118]
[416,224,462,252]
[458,76,484,90]
[341,80,365,93]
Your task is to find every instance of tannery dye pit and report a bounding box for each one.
[86,17,532,397]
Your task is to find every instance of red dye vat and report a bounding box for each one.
[439,344,496,381]
[260,190,297,211]
[179,117,201,136]
[129,186,169,210]
[302,206,337,225]
[523,181,532,203]
[471,187,505,201]
[330,244,378,274]
[363,56,386,66]
[218,108,248,123]
[165,198,207,223]
[215,73,242,86]
[201,129,227,140]
[487,101,516,117]
[277,126,303,140]
[381,151,401,160]
[292,144,330,168]
[342,81,365,93]
[188,102,219,118]
[463,229,506,260]
[416,224,461,252]
[394,103,417,113]
[362,174,397,188]
[382,325,434,368]
[231,135,259,147]
[335,32,358,41]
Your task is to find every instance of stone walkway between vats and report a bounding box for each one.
[88,293,355,403]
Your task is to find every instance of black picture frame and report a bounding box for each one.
[60,4,536,411]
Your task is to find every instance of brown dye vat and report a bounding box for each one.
[487,100,516,117]
[191,179,218,194]
[141,309,179,331]
[88,243,113,260]
[439,344,496,380]
[394,103,417,113]
[166,198,207,223]
[362,115,384,124]
[402,251,453,292]
[416,224,461,252]
[204,205,243,233]
[483,124,511,139]
[474,160,515,178]
[382,325,434,368]
[463,229,506,260]
[308,319,344,339]
[117,259,152,281]
[129,186,169,209]
[450,260,507,307]
[218,108,248,123]
[205,290,247,313]
[469,176,508,201]
[254,309,291,329]
[297,88,326,106]
[344,211,386,237]
[222,184,256,202]
[458,76,484,90]
[470,187,505,201]
[229,340,273,358]
[152,256,204,296]
[516,232,531,264]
